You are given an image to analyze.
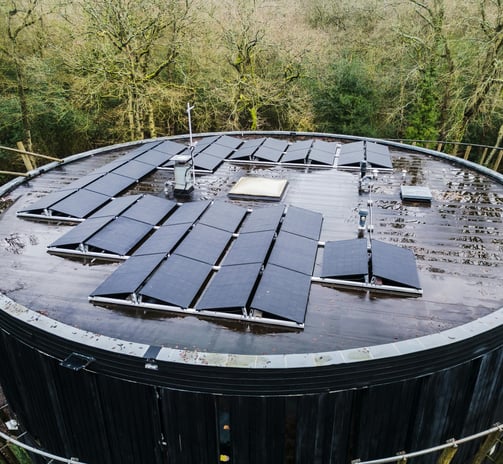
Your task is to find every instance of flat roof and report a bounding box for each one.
[1,134,502,357]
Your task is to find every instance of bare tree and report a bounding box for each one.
[0,0,53,151]
[75,0,194,140]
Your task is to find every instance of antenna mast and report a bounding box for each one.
[186,102,196,186]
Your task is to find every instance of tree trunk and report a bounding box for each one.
[14,58,33,152]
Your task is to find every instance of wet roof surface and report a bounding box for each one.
[0,135,502,355]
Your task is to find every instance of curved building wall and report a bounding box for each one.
[0,298,501,464]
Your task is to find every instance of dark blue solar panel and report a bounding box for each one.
[122,195,177,225]
[86,216,152,255]
[268,232,318,275]
[200,144,234,159]
[222,230,275,265]
[49,216,113,248]
[149,140,186,156]
[163,201,210,225]
[312,140,336,153]
[173,224,232,265]
[371,240,421,289]
[263,138,288,151]
[134,223,191,256]
[281,150,308,163]
[339,141,364,155]
[193,153,222,171]
[240,205,285,233]
[84,173,135,197]
[243,138,266,148]
[215,135,243,149]
[92,157,131,174]
[338,150,363,167]
[50,189,110,218]
[253,146,284,162]
[199,201,247,232]
[251,264,311,324]
[63,173,104,191]
[196,263,262,310]
[281,206,323,241]
[140,254,212,308]
[366,142,389,155]
[134,149,173,167]
[111,160,155,180]
[90,253,165,297]
[18,188,78,213]
[229,145,256,160]
[88,195,142,219]
[321,239,369,279]
[367,151,393,169]
[308,149,335,166]
[288,139,313,152]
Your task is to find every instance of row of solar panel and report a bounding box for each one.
[338,141,393,169]
[321,238,421,289]
[18,136,391,221]
[18,140,187,219]
[230,138,338,166]
[90,203,323,324]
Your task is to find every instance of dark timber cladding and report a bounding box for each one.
[0,132,502,464]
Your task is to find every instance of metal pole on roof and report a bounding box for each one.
[186,102,196,187]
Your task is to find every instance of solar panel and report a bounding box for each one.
[312,140,336,153]
[173,224,232,265]
[92,157,131,175]
[263,138,288,151]
[268,232,318,275]
[366,142,389,155]
[243,137,266,148]
[367,151,393,169]
[49,216,113,249]
[17,188,78,214]
[371,239,421,289]
[133,223,191,256]
[222,230,275,265]
[122,195,177,225]
[281,206,323,241]
[196,262,262,311]
[62,173,105,191]
[84,173,136,197]
[90,253,165,297]
[340,141,365,155]
[240,205,285,233]
[193,153,222,171]
[134,149,173,167]
[251,264,311,324]
[228,144,257,160]
[287,140,313,152]
[214,135,243,149]
[88,195,142,219]
[308,149,335,166]
[281,150,308,163]
[253,146,283,162]
[50,189,110,218]
[149,140,186,156]
[163,201,210,225]
[111,160,156,180]
[139,254,212,308]
[338,150,363,167]
[200,144,234,159]
[199,201,247,232]
[321,239,369,279]
[86,216,153,255]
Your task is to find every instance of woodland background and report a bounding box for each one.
[2,0,503,183]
